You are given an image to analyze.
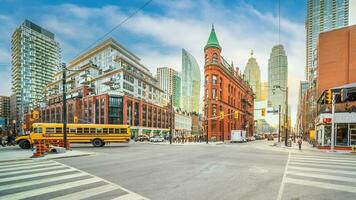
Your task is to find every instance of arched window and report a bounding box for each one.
[205,54,209,63]
[212,53,218,63]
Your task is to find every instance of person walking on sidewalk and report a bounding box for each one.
[297,137,302,150]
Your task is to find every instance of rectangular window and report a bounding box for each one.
[109,128,114,134]
[115,129,121,134]
[84,128,90,134]
[212,75,217,85]
[96,128,103,133]
[55,127,63,133]
[46,128,55,133]
[90,128,96,134]
[103,128,108,134]
[120,128,127,134]
[77,128,83,134]
[69,128,76,133]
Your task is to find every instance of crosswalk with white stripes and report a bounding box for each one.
[0,159,148,200]
[284,153,356,194]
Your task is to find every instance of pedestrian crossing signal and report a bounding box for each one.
[234,111,239,119]
[340,89,348,102]
[220,111,224,120]
[261,108,266,117]
[325,89,332,104]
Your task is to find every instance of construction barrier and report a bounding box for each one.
[32,139,71,158]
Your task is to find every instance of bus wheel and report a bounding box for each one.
[19,140,31,149]
[92,139,103,147]
[101,142,106,147]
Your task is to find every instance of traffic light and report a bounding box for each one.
[74,116,78,123]
[234,111,239,119]
[261,108,266,117]
[32,110,40,120]
[325,89,332,104]
[340,89,348,102]
[220,111,224,120]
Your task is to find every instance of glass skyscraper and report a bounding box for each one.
[267,45,288,120]
[11,19,61,121]
[180,48,201,113]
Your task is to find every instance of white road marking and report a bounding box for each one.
[289,158,356,166]
[289,161,356,170]
[0,177,102,200]
[292,154,356,160]
[0,160,54,170]
[0,168,76,183]
[0,159,37,167]
[287,170,356,183]
[286,177,356,193]
[112,193,148,200]
[0,165,66,176]
[288,166,356,175]
[0,162,59,172]
[49,183,118,200]
[290,157,356,163]
[277,151,290,200]
[0,172,87,192]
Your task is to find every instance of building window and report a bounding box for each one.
[205,54,209,63]
[212,53,218,63]
[212,75,217,85]
[336,124,348,146]
[212,89,217,99]
[205,75,208,85]
[212,104,217,117]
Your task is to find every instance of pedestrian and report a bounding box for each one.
[0,132,5,147]
[297,137,302,150]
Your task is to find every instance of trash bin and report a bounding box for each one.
[287,139,292,147]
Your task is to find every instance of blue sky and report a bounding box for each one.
[0,0,307,124]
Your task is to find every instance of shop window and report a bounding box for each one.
[336,124,348,146]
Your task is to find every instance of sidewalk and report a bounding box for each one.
[145,141,226,146]
[0,146,95,162]
[273,140,354,155]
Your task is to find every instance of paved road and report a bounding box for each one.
[58,142,288,200]
[2,141,355,199]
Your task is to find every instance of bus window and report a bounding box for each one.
[46,128,55,133]
[96,128,103,133]
[90,128,96,134]
[108,129,114,134]
[34,127,43,133]
[69,128,76,133]
[103,128,108,134]
[77,128,83,134]
[84,128,90,134]
[115,129,120,134]
[120,128,127,134]
[55,127,63,133]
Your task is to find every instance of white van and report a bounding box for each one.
[231,130,246,143]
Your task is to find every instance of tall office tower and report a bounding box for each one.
[267,44,288,119]
[11,19,60,122]
[306,0,356,85]
[244,50,261,101]
[0,96,10,128]
[181,48,201,113]
[260,82,268,101]
[156,67,180,107]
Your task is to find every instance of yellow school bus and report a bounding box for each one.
[16,123,131,149]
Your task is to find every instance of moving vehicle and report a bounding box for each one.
[16,123,131,149]
[135,135,149,142]
[231,130,246,143]
[267,134,274,141]
[149,135,165,142]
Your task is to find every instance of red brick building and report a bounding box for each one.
[38,86,172,136]
[317,25,356,98]
[203,26,254,141]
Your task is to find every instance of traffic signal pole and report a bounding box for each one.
[284,87,288,147]
[331,93,336,152]
[278,104,281,142]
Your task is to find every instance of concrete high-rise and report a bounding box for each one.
[156,67,180,107]
[11,19,61,122]
[244,50,261,101]
[181,48,201,113]
[306,0,356,85]
[260,82,268,101]
[267,45,288,120]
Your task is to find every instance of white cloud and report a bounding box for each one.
[0,1,306,125]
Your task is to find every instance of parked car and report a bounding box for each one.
[247,136,256,141]
[150,136,165,142]
[254,135,261,140]
[135,135,149,142]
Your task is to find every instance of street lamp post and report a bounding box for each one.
[62,63,68,149]
[273,85,288,146]
[278,104,281,142]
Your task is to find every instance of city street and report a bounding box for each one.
[1,141,356,199]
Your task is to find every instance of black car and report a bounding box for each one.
[135,135,149,142]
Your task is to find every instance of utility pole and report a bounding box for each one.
[169,95,173,144]
[62,63,67,149]
[206,98,209,144]
[285,87,289,147]
[278,104,281,142]
[331,93,335,152]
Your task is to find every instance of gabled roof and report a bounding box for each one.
[204,25,221,50]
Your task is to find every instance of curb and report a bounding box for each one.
[0,152,95,163]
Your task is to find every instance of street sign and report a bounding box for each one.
[267,110,279,114]
[32,110,40,120]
